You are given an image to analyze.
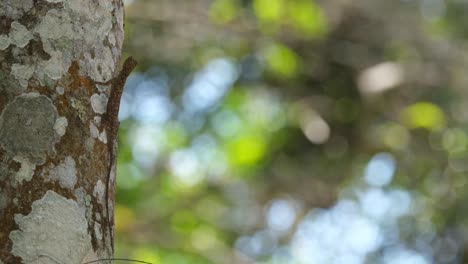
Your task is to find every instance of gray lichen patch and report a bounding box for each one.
[48,156,77,189]
[10,63,35,88]
[12,156,36,184]
[90,93,108,114]
[54,116,68,137]
[0,35,10,50]
[95,212,101,221]
[0,93,59,165]
[94,116,102,126]
[90,119,107,143]
[98,130,107,144]
[69,97,88,123]
[9,190,92,263]
[94,222,103,241]
[89,122,99,138]
[35,9,74,40]
[74,187,85,203]
[96,84,110,93]
[73,187,87,216]
[85,194,94,222]
[0,18,34,51]
[40,49,70,80]
[9,21,33,48]
[2,0,122,86]
[93,180,105,205]
[0,0,34,19]
[85,137,95,152]
[56,86,65,95]
[32,1,119,82]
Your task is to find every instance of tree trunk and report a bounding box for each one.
[0,1,127,263]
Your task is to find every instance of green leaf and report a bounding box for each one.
[227,134,266,166]
[400,102,445,130]
[264,42,299,78]
[287,0,327,37]
[171,210,199,233]
[253,0,284,22]
[210,0,238,24]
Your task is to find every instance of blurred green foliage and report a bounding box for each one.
[401,102,445,131]
[264,43,300,79]
[116,0,468,263]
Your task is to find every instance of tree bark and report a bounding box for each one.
[0,1,126,263]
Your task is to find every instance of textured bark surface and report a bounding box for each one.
[0,0,124,263]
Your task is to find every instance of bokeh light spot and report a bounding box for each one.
[358,62,404,95]
[131,248,161,264]
[442,128,467,154]
[264,43,299,79]
[227,135,266,166]
[401,102,445,130]
[266,199,297,232]
[364,152,396,187]
[210,0,238,24]
[382,123,410,150]
[253,0,284,22]
[115,205,136,233]
[287,0,327,37]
